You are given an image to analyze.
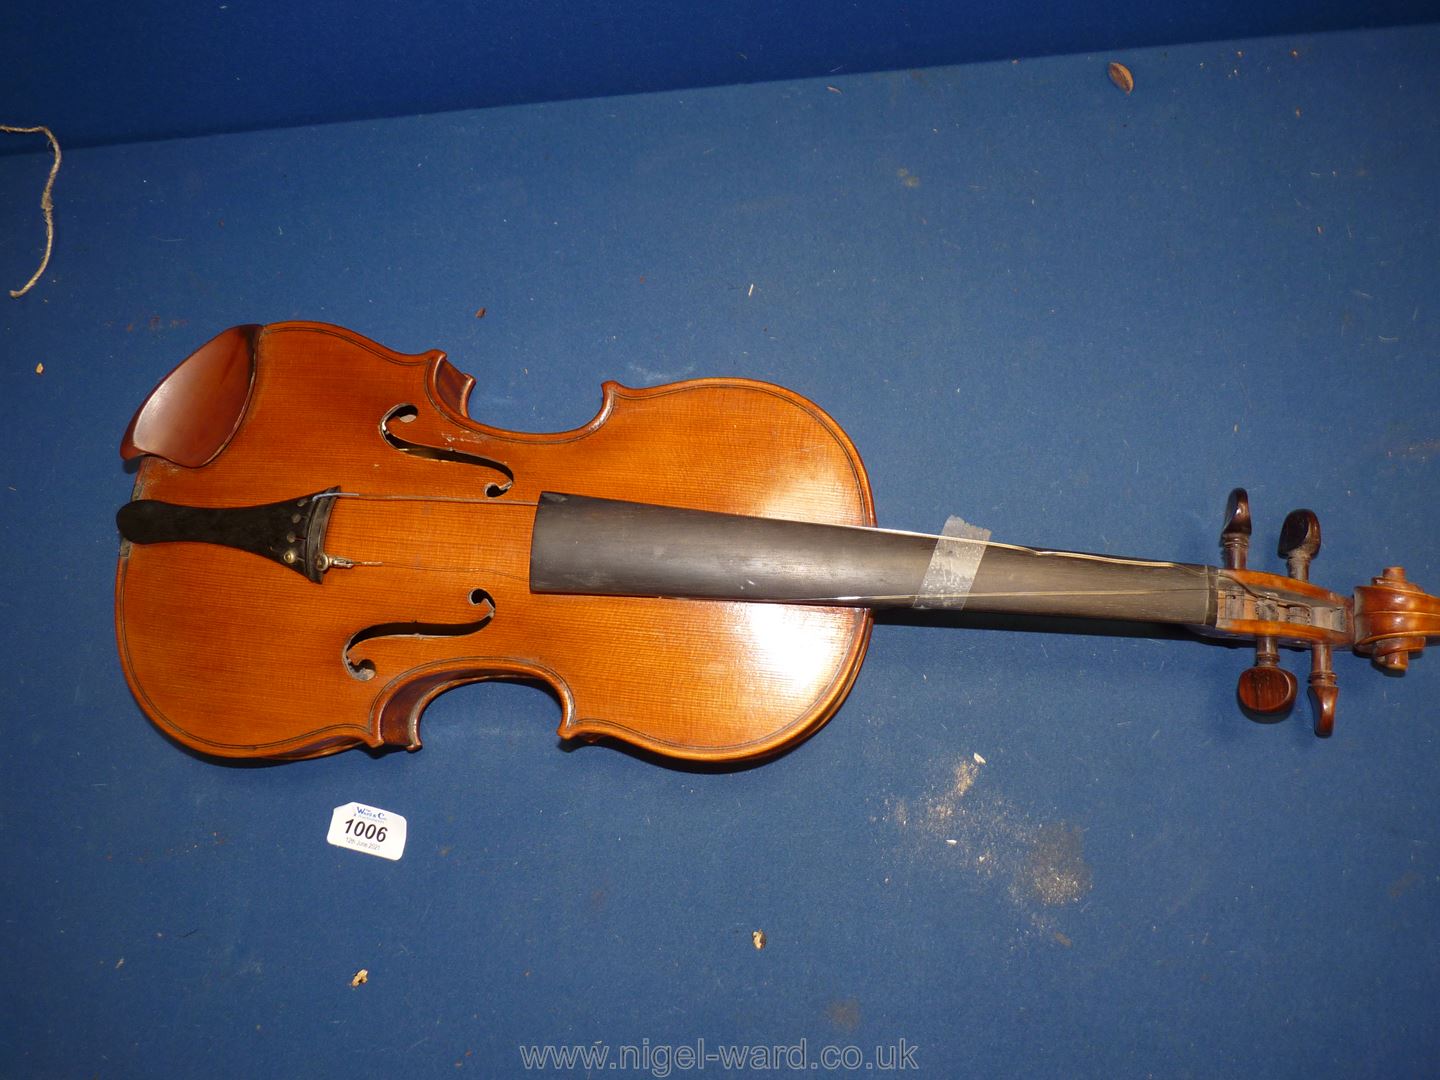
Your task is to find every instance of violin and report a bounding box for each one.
[114,323,1440,760]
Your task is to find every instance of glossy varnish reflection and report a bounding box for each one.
[116,322,874,760]
[118,324,1440,754]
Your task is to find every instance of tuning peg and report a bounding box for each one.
[1224,489,1298,718]
[1237,638,1298,717]
[1278,509,1321,581]
[1309,644,1338,736]
[1221,488,1252,570]
[1221,494,1340,733]
[1277,508,1340,733]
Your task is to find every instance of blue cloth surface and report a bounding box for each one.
[2,26,1438,1078]
[3,0,1438,148]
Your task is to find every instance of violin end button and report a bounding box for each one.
[1237,666,1298,717]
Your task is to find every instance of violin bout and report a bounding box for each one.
[115,323,877,761]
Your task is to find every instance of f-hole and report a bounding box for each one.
[381,404,514,496]
[345,589,496,681]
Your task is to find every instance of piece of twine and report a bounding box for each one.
[2,125,61,298]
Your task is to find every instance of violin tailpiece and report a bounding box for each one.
[116,488,341,583]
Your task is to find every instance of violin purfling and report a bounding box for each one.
[114,323,1439,760]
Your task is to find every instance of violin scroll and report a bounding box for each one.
[1354,566,1440,673]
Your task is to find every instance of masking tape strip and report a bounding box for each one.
[914,514,990,610]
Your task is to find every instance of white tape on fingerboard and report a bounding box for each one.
[913,515,991,610]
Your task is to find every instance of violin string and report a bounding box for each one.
[331,554,1282,608]
[784,571,1308,608]
[333,556,1213,605]
[330,566,1213,604]
[318,491,541,507]
[319,490,1198,573]
[754,570,1295,608]
[317,490,1300,608]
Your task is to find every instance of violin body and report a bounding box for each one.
[118,323,1440,757]
[116,322,875,760]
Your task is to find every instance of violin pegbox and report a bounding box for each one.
[1218,489,1339,735]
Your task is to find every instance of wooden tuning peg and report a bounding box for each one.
[1221,488,1251,570]
[1237,640,1298,718]
[1223,490,1298,717]
[1278,509,1321,581]
[1309,644,1338,737]
[1276,509,1338,733]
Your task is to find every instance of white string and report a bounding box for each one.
[318,489,1218,606]
[319,489,1197,576]
[2,125,60,299]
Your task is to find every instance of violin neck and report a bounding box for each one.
[530,493,1216,628]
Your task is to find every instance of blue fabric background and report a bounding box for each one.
[2,23,1438,1079]
[2,0,1439,148]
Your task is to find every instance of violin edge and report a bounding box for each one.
[115,322,881,764]
[121,324,260,468]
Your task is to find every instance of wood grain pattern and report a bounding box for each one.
[116,322,874,761]
[1354,566,1440,671]
[120,325,258,467]
[1211,568,1352,647]
[117,324,1440,754]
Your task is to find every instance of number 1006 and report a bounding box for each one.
[345,818,388,842]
